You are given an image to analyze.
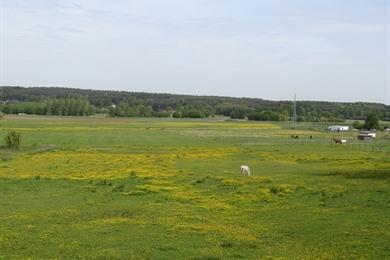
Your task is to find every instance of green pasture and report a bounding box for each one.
[0,115,389,259]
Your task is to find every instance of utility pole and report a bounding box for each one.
[293,93,297,129]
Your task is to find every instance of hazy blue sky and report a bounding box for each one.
[1,0,389,104]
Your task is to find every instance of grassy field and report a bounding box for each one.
[0,115,389,259]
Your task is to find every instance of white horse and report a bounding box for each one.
[240,165,251,177]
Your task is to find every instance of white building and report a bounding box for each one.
[360,131,376,138]
[327,125,349,132]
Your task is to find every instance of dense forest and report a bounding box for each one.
[2,98,94,116]
[0,86,389,121]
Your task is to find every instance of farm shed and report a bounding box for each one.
[359,131,376,138]
[357,134,373,141]
[327,125,349,132]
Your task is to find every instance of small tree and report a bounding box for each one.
[352,121,363,129]
[5,131,21,149]
[363,114,379,130]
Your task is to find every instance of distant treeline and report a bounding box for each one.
[1,86,389,121]
[2,98,94,116]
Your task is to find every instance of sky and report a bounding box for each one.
[1,0,389,104]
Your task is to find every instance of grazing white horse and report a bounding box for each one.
[240,165,251,176]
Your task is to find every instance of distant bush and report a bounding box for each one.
[248,111,282,121]
[4,130,21,149]
[352,121,363,129]
[156,111,172,118]
[230,107,247,119]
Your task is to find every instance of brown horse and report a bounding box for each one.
[333,138,342,144]
[333,138,347,144]
[291,135,299,139]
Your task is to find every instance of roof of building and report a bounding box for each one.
[358,134,373,137]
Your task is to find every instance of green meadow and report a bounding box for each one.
[0,115,389,259]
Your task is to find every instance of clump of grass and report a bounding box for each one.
[319,187,347,200]
[4,131,21,150]
[195,256,220,260]
[270,186,282,194]
[97,179,112,186]
[326,169,389,179]
[112,184,125,192]
[122,190,148,196]
[85,198,95,205]
[260,178,271,183]
[104,209,134,218]
[270,185,289,194]
[129,170,137,177]
[157,246,176,252]
[121,185,157,196]
[1,155,13,162]
[219,240,235,248]
[196,178,205,184]
[295,185,305,192]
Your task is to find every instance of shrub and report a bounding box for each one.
[352,121,363,129]
[5,131,21,149]
[270,186,282,194]
[172,111,182,118]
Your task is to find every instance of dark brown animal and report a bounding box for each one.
[333,138,342,144]
[333,138,347,144]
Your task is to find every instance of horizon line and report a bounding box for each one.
[0,85,388,106]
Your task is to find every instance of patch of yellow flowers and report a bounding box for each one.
[0,147,240,180]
